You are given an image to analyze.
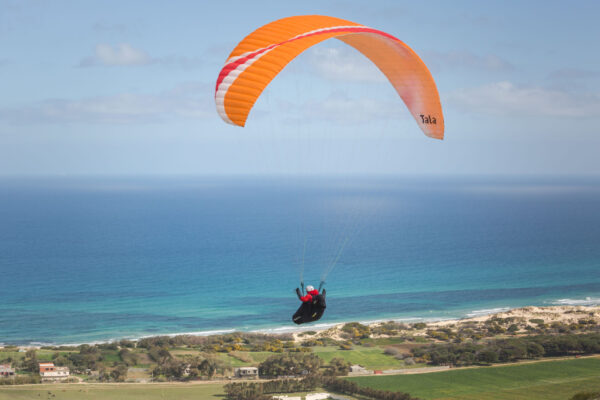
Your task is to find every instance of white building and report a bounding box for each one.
[234,367,259,379]
[0,364,15,377]
[306,394,353,400]
[349,364,370,375]
[39,362,70,382]
[305,394,331,400]
[273,394,352,400]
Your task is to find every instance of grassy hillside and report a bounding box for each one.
[348,357,600,400]
[0,383,224,400]
[2,358,599,400]
[312,345,406,370]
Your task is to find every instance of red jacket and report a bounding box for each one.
[300,289,319,303]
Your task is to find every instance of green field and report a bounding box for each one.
[313,345,406,370]
[0,383,224,400]
[348,357,600,400]
[0,350,78,363]
[2,355,600,400]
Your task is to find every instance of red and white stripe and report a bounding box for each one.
[215,24,400,125]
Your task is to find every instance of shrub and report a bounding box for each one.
[404,357,416,365]
[477,350,499,364]
[569,392,600,400]
[339,342,353,351]
[326,358,351,376]
[0,375,41,385]
[341,323,371,339]
[384,347,401,357]
[258,353,321,377]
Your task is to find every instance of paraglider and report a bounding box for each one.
[214,15,445,324]
[293,285,327,325]
[215,15,444,139]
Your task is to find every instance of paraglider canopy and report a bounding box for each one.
[215,15,444,139]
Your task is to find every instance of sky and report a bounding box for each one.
[1,0,599,176]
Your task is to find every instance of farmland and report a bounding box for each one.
[348,356,600,400]
[0,383,225,400]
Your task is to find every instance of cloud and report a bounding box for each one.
[447,81,600,118]
[79,43,203,69]
[423,50,514,73]
[307,46,387,83]
[0,82,213,125]
[79,43,152,67]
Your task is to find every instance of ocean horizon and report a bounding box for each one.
[1,175,599,346]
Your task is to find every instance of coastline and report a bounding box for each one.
[292,304,600,343]
[3,304,599,349]
[2,176,599,349]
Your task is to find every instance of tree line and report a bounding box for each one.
[412,332,600,366]
[224,374,417,400]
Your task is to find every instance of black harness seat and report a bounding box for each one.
[292,289,326,325]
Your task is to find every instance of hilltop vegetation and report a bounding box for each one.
[1,306,599,400]
[0,308,599,383]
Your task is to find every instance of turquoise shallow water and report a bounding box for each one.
[0,176,599,345]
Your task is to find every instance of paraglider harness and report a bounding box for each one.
[292,281,326,324]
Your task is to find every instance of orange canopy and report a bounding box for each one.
[215,15,444,139]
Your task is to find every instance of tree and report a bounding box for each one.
[21,349,39,373]
[198,359,218,378]
[224,382,270,400]
[526,342,545,358]
[119,339,135,348]
[569,392,600,400]
[51,354,72,369]
[148,346,172,366]
[258,353,321,377]
[326,358,351,376]
[458,352,476,365]
[477,350,498,364]
[98,366,109,382]
[109,364,128,382]
[497,341,527,362]
[118,348,138,366]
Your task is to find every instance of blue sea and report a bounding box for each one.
[0,176,599,345]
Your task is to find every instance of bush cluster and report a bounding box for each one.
[412,333,600,366]
[224,374,416,400]
[258,353,321,377]
[341,322,371,339]
[0,375,41,385]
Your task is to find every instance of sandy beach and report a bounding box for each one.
[293,305,600,343]
[2,305,598,350]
